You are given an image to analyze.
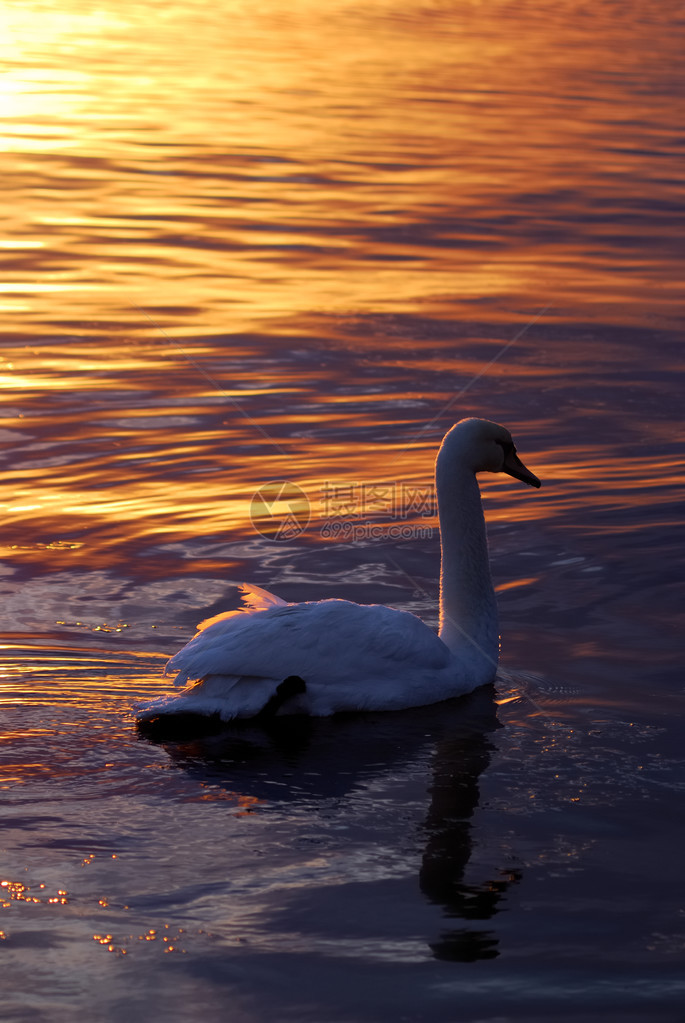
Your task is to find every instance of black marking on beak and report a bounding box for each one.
[499,442,541,489]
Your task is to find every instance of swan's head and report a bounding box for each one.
[438,418,541,488]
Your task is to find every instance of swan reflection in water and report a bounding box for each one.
[139,686,520,963]
[418,692,521,962]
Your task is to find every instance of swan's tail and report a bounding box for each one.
[135,673,308,739]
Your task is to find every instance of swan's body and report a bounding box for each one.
[136,418,540,728]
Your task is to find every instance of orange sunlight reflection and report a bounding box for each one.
[3,0,683,328]
[2,1,682,685]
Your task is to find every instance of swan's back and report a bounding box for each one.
[166,598,451,688]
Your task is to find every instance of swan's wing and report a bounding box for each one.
[347,601,449,669]
[195,582,287,632]
[236,582,288,612]
[165,599,449,687]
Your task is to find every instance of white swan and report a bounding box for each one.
[136,418,540,729]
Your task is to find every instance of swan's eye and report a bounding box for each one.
[496,440,515,458]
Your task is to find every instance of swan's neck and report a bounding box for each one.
[436,463,499,668]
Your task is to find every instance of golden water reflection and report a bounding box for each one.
[0,1,682,688]
[2,1,682,558]
[2,0,683,327]
[3,333,681,571]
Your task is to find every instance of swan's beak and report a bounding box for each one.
[502,448,541,488]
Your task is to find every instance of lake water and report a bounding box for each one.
[1,1,684,1020]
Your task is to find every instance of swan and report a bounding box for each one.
[136,418,540,730]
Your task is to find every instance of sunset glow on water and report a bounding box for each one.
[1,2,684,1020]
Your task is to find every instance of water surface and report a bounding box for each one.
[1,1,684,1020]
